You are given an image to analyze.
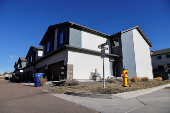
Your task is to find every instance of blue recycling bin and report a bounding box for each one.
[34,73,44,87]
[12,77,15,83]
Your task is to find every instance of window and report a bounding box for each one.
[60,30,67,45]
[46,42,50,52]
[112,38,119,48]
[27,57,29,65]
[158,65,164,71]
[60,32,63,44]
[157,56,162,60]
[166,54,170,58]
[31,55,32,62]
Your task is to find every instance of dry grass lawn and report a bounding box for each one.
[0,76,10,79]
[51,80,170,94]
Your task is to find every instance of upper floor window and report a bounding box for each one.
[60,30,67,45]
[27,57,29,65]
[112,38,119,48]
[166,54,170,58]
[46,42,50,52]
[157,55,162,60]
[30,55,32,62]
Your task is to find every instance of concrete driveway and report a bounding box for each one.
[0,80,97,113]
[52,87,170,113]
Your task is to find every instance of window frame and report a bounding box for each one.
[157,55,162,60]
[166,54,170,58]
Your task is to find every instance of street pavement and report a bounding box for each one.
[1,79,170,113]
[0,80,97,113]
[52,87,170,113]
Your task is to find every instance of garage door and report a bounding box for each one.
[48,60,67,81]
[27,71,34,82]
[22,73,27,81]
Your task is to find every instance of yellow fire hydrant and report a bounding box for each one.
[122,66,129,87]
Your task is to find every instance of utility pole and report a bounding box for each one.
[103,54,105,88]
[99,43,108,88]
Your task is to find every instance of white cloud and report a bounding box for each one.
[9,55,17,58]
[9,67,14,70]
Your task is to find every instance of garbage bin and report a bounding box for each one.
[34,73,44,87]
[12,77,15,83]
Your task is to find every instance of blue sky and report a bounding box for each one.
[0,0,170,74]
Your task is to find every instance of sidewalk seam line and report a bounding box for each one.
[125,105,144,113]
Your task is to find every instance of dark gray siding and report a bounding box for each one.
[70,28,82,48]
[121,31,137,78]
[111,34,123,77]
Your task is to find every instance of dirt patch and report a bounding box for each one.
[164,87,170,89]
[50,80,170,94]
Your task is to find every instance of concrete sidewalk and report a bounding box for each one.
[51,84,170,113]
[52,94,143,113]
[113,83,170,99]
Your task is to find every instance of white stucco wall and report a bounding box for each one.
[68,50,112,79]
[152,54,170,69]
[4,74,12,76]
[81,31,110,53]
[132,29,153,79]
[36,50,68,69]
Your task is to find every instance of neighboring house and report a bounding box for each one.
[14,62,19,71]
[3,72,13,76]
[151,48,170,72]
[22,46,43,82]
[14,21,154,81]
[14,57,27,79]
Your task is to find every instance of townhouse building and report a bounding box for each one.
[14,57,27,80]
[22,46,43,82]
[151,48,170,72]
[14,21,154,82]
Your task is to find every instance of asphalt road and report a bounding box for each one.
[0,80,97,113]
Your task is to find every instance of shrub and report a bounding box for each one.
[154,77,162,81]
[131,76,141,82]
[106,78,116,83]
[64,79,79,86]
[106,78,122,83]
[127,79,131,81]
[39,77,47,86]
[140,77,150,82]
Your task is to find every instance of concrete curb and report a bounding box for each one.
[113,83,170,99]
[64,83,170,99]
[65,91,111,99]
